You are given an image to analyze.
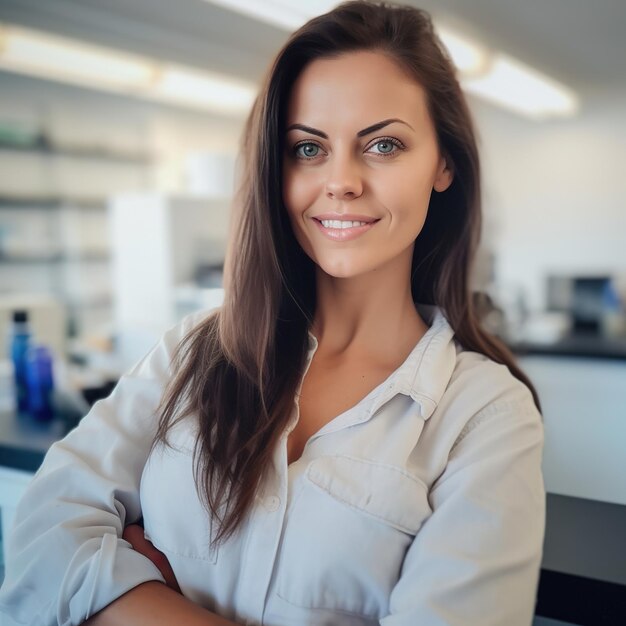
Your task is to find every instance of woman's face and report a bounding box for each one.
[282,50,452,279]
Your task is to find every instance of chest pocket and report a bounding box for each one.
[139,422,219,564]
[275,454,432,619]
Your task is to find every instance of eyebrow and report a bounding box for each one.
[285,118,414,139]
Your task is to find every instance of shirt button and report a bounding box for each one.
[265,495,280,511]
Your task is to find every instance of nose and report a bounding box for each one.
[325,151,363,200]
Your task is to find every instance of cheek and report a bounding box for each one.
[282,168,318,218]
[388,174,433,220]
[370,155,434,205]
[282,169,316,254]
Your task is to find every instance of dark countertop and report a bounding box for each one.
[0,383,114,472]
[509,332,626,360]
[0,409,69,472]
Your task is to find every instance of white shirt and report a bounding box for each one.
[0,304,546,626]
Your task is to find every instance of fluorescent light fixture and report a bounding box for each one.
[436,26,489,76]
[0,24,155,90]
[0,23,257,116]
[461,53,579,120]
[150,66,256,114]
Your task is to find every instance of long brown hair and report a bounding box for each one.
[152,0,542,550]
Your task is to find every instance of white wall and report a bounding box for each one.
[469,89,626,311]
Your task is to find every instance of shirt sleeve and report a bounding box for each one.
[380,392,546,626]
[0,311,210,626]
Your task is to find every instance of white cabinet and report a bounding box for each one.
[109,192,231,368]
[518,355,626,506]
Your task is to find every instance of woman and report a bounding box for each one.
[0,2,545,625]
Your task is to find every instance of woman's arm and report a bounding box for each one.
[380,393,545,626]
[106,526,241,625]
[83,582,240,626]
[87,521,238,626]
[0,311,216,625]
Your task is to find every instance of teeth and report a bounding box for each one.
[320,219,369,229]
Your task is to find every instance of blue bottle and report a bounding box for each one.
[25,345,55,422]
[10,310,32,413]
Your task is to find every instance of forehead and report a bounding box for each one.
[285,50,431,129]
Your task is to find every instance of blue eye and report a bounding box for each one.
[368,138,404,156]
[294,142,321,159]
[371,140,395,154]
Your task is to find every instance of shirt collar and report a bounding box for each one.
[306,303,458,422]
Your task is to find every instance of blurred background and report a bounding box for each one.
[0,1,624,624]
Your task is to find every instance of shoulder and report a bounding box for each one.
[449,344,538,415]
[424,344,543,453]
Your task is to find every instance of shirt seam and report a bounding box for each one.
[450,399,536,454]
[307,454,428,490]
[305,456,427,534]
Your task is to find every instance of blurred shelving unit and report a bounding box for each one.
[0,123,154,344]
[0,70,242,356]
[0,135,153,163]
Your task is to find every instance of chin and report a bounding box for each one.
[317,259,374,279]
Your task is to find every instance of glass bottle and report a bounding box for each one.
[9,310,32,413]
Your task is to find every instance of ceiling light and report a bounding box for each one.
[150,66,256,114]
[436,26,489,76]
[0,24,154,90]
[0,23,257,116]
[461,53,579,120]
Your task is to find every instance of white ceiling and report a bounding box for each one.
[0,0,624,98]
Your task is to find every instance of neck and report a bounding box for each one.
[310,247,428,364]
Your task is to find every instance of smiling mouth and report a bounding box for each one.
[312,217,381,241]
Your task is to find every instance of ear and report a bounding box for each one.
[433,155,453,192]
